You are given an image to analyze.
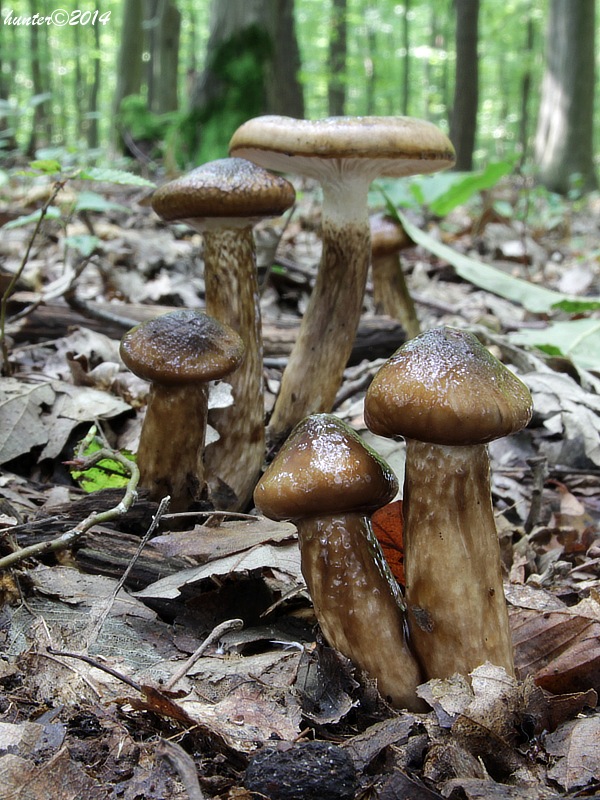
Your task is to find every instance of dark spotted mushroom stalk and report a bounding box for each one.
[230,115,455,445]
[151,158,295,509]
[364,327,533,680]
[254,413,425,710]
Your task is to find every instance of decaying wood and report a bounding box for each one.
[11,298,406,364]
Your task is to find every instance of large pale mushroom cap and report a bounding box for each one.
[151,157,295,222]
[255,414,398,520]
[364,327,533,446]
[120,309,244,385]
[229,115,455,180]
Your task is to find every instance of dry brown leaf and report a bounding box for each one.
[511,594,600,693]
[545,715,600,790]
[180,682,302,753]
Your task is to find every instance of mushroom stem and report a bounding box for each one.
[138,383,209,512]
[202,224,263,508]
[267,178,371,444]
[297,512,425,711]
[403,440,515,679]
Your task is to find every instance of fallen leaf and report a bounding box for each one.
[0,378,55,463]
[372,499,405,586]
[545,715,600,790]
[180,682,302,753]
[510,594,600,694]
[135,541,304,601]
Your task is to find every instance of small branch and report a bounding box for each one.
[524,455,547,533]
[164,618,244,691]
[0,179,67,374]
[156,739,206,800]
[84,495,170,647]
[0,427,140,571]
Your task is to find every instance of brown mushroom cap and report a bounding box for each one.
[254,414,398,520]
[364,327,533,446]
[370,214,412,258]
[120,309,244,385]
[150,157,296,222]
[229,115,455,180]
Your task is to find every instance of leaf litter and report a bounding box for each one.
[0,177,599,797]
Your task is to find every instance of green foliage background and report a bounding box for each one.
[0,0,565,169]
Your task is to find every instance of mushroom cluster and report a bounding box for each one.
[255,327,532,709]
[151,157,295,509]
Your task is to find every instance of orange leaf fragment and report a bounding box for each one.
[372,499,405,586]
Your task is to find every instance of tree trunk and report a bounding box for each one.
[189,0,304,163]
[148,0,181,114]
[266,0,305,117]
[112,0,145,122]
[534,0,597,193]
[518,14,535,164]
[87,24,101,149]
[327,0,347,116]
[450,0,479,170]
[401,0,410,116]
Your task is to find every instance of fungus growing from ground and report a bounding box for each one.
[364,327,533,679]
[370,213,420,339]
[120,310,244,512]
[230,115,455,444]
[151,158,295,509]
[254,413,424,710]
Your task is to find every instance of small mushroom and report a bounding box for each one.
[120,310,244,512]
[151,158,295,509]
[254,413,424,710]
[370,214,420,339]
[230,115,455,444]
[364,327,533,680]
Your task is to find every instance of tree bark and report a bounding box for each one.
[148,0,181,114]
[518,14,535,164]
[327,0,347,116]
[534,0,597,193]
[189,0,304,163]
[450,0,479,170]
[112,0,145,128]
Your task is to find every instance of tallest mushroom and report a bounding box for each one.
[230,115,455,444]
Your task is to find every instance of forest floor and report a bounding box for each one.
[0,170,600,799]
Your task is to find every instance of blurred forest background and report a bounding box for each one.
[0,0,597,195]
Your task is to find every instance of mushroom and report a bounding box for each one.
[364,327,533,679]
[254,413,424,710]
[370,214,420,339]
[230,115,455,444]
[151,158,295,509]
[120,309,244,512]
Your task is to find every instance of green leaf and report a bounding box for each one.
[74,190,129,214]
[428,161,514,216]
[63,234,100,257]
[70,439,136,493]
[509,319,600,372]
[396,211,600,315]
[29,158,62,174]
[79,167,156,188]
[2,206,61,229]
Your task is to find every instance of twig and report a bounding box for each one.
[85,495,170,647]
[156,739,206,800]
[164,618,244,692]
[0,426,140,570]
[0,179,67,373]
[524,456,547,533]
